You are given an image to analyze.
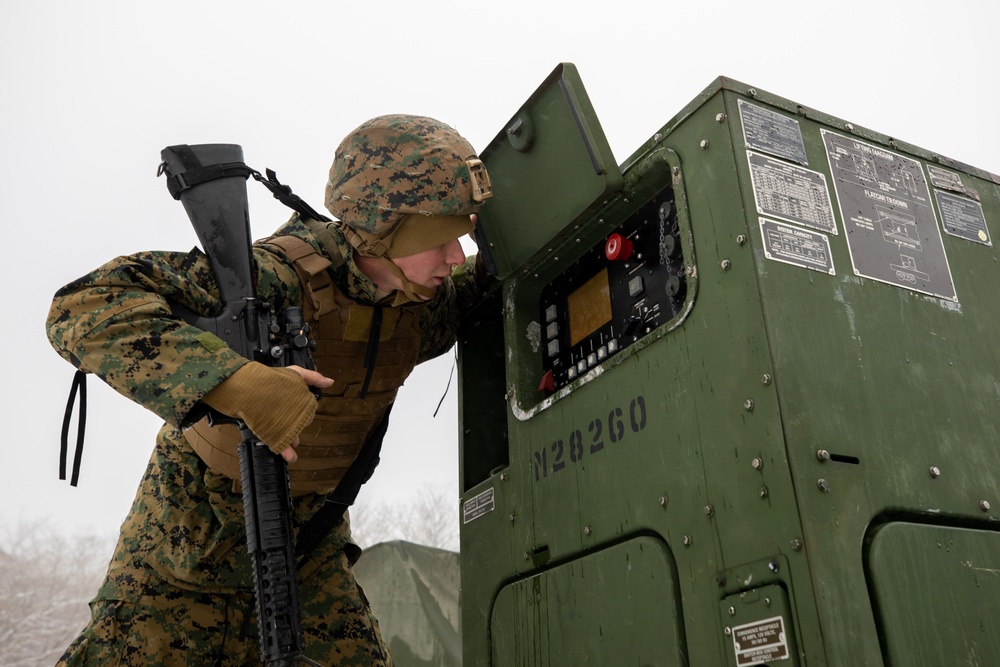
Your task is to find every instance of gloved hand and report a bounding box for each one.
[202,361,333,460]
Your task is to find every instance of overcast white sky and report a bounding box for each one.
[2,0,997,543]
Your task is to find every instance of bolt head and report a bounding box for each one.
[752,457,764,470]
[981,500,992,512]
[929,466,941,478]
[704,505,715,517]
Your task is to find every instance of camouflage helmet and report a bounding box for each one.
[325,114,492,258]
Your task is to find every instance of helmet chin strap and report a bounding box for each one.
[380,257,438,303]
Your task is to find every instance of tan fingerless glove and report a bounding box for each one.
[202,362,316,455]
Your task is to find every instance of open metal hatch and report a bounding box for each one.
[474,62,624,280]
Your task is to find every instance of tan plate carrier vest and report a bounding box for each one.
[185,233,423,496]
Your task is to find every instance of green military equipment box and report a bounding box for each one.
[457,63,1000,666]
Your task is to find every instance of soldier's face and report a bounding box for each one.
[392,236,468,293]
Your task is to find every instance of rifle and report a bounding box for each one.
[159,144,322,667]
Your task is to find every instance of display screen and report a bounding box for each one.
[567,267,612,346]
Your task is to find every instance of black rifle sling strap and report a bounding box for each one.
[159,145,253,201]
[294,404,393,565]
[59,369,88,486]
[253,169,331,224]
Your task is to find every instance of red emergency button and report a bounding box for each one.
[538,370,555,395]
[605,233,633,261]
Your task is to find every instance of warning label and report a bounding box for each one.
[462,487,495,524]
[732,615,790,665]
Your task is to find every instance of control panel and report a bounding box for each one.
[538,185,686,392]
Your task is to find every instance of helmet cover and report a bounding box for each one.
[325,114,491,257]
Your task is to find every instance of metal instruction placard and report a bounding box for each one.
[759,217,835,275]
[822,130,957,301]
[739,99,808,165]
[748,151,837,234]
[731,615,790,665]
[935,190,990,246]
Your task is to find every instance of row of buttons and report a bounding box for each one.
[566,339,619,380]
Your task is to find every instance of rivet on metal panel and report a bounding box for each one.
[659,496,668,508]
[720,259,731,271]
[704,505,715,517]
[981,500,991,512]
[761,374,772,386]
[700,139,710,150]
[929,466,941,478]
[764,597,772,607]
[816,449,830,462]
[759,486,769,499]
[500,471,508,482]
[846,123,855,132]
[791,538,803,551]
[716,112,727,123]
[728,606,736,616]
[817,478,830,492]
[724,627,732,636]
[744,399,755,411]
[653,133,662,142]
[736,234,747,246]
[683,535,692,546]
[583,525,593,536]
[768,560,779,573]
[508,513,516,523]
[752,457,764,470]
[747,88,758,97]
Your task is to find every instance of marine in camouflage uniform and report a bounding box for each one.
[46,115,494,666]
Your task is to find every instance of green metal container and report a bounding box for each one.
[459,63,1000,666]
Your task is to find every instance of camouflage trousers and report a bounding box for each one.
[56,544,393,666]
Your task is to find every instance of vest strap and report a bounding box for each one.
[294,404,392,563]
[264,235,337,318]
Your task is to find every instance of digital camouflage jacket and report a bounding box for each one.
[46,214,489,598]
